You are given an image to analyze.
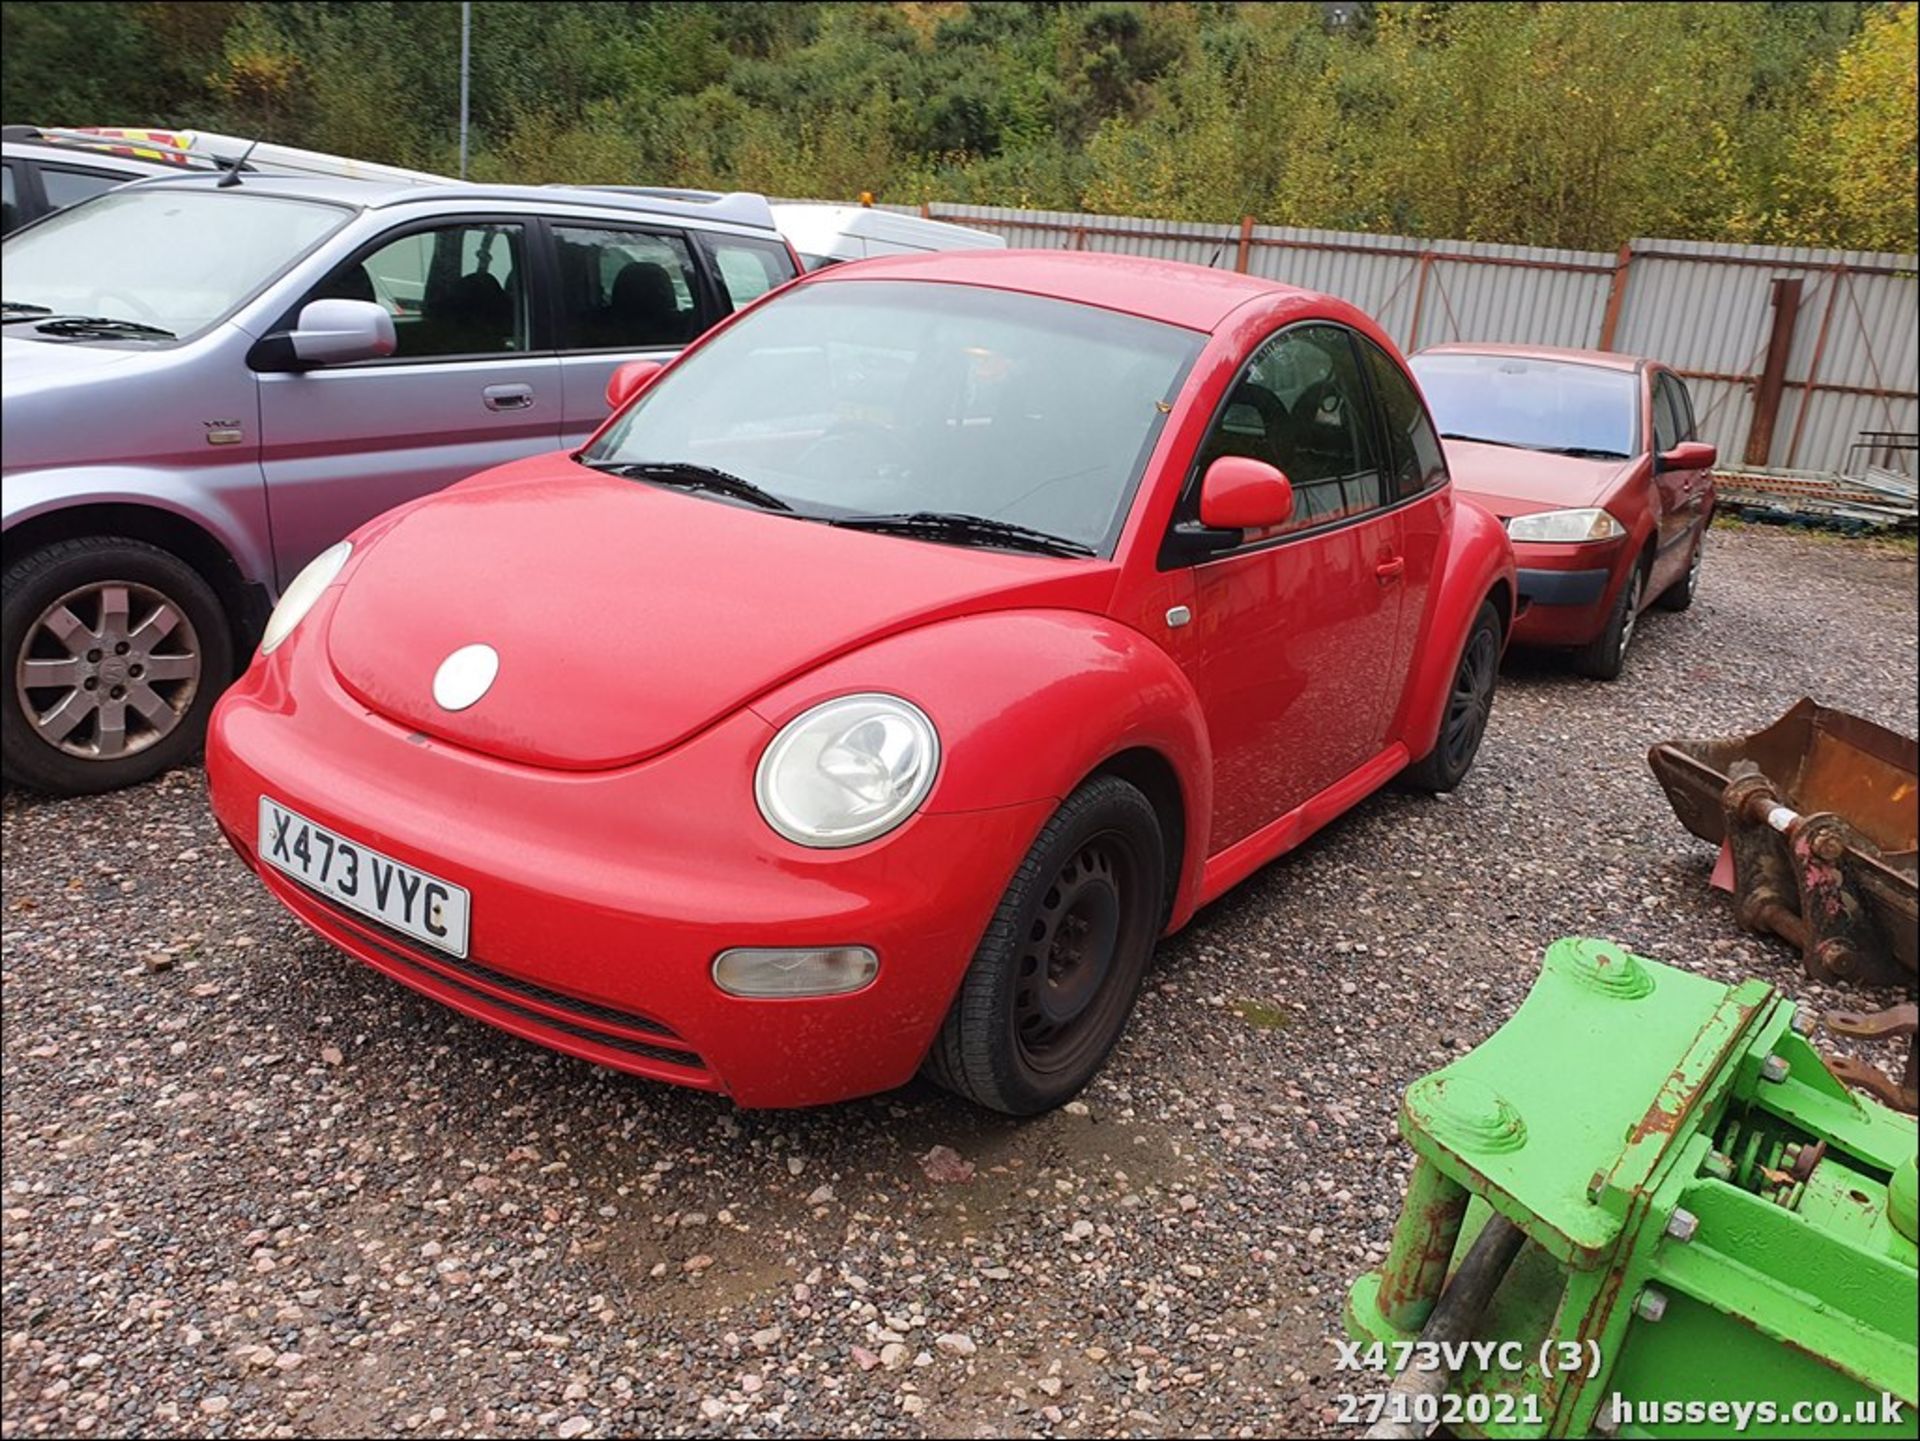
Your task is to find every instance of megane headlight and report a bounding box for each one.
[260,541,352,653]
[1504,509,1627,543]
[754,694,939,848]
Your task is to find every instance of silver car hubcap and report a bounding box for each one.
[15,581,201,760]
[1619,571,1643,654]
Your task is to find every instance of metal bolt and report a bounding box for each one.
[1813,832,1846,863]
[1586,1170,1607,1203]
[1790,1009,1816,1036]
[1761,1054,1791,1083]
[1633,1287,1668,1323]
[1664,1208,1698,1243]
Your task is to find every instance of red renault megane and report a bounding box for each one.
[207,252,1516,1114]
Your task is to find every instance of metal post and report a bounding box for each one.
[1784,268,1844,471]
[458,1,472,180]
[1744,277,1803,467]
[1405,253,1434,353]
[1374,1157,1470,1333]
[1235,215,1254,274]
[1597,242,1632,351]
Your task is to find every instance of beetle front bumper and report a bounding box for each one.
[205,615,1050,1109]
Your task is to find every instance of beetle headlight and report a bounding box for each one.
[260,541,352,653]
[755,694,939,848]
[1504,509,1626,543]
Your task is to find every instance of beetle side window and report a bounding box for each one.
[552,225,702,350]
[1360,338,1448,500]
[696,233,799,310]
[1192,323,1384,543]
[334,222,528,358]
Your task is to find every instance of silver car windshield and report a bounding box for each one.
[585,279,1203,555]
[2,188,352,342]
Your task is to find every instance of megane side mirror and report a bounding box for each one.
[1657,440,1717,472]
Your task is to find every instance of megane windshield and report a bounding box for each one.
[1412,353,1639,460]
[583,279,1203,555]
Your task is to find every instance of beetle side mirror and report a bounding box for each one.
[606,359,666,411]
[1200,456,1295,529]
[1657,440,1717,473]
[287,298,396,366]
[1164,457,1296,562]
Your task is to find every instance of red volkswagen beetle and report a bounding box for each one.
[206,253,1515,1114]
[1410,344,1717,680]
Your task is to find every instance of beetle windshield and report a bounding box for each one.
[1411,353,1639,460]
[1,188,351,342]
[584,279,1203,554]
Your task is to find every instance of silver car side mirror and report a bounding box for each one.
[288,298,396,366]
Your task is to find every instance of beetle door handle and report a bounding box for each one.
[1375,555,1406,584]
[483,384,534,411]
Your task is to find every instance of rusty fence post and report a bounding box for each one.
[1597,242,1632,351]
[1404,253,1434,354]
[1373,1157,1470,1333]
[1235,215,1254,274]
[1744,277,1803,467]
[1784,267,1845,471]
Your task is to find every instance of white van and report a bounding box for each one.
[772,203,1006,270]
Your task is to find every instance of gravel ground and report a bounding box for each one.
[4,523,1915,1440]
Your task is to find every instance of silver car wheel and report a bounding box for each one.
[14,580,202,760]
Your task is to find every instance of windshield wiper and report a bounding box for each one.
[33,315,176,340]
[828,511,1096,558]
[1536,445,1628,460]
[1,301,53,320]
[587,460,795,513]
[1439,433,1527,449]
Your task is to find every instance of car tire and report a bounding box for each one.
[2,536,232,796]
[1572,563,1645,681]
[1401,600,1501,794]
[1656,531,1703,612]
[924,775,1165,1116]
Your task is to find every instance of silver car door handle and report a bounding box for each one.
[483,384,534,411]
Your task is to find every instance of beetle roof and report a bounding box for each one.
[812,250,1308,332]
[1417,341,1647,372]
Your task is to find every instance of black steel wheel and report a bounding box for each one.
[1401,600,1502,794]
[925,775,1164,1115]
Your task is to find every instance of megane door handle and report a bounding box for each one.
[1376,555,1406,584]
[483,384,534,411]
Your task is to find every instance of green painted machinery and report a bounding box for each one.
[1347,938,1918,1438]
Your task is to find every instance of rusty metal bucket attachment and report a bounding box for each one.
[1648,698,1918,988]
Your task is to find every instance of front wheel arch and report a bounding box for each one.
[3,503,268,667]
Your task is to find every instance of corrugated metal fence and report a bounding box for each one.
[873,202,1918,478]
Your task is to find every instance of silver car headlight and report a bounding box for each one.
[1505,508,1627,543]
[259,541,352,653]
[754,694,939,848]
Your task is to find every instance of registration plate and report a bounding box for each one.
[258,798,471,958]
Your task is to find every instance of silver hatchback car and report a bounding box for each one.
[2,172,798,794]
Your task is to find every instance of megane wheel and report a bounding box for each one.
[3,537,232,795]
[926,775,1164,1115]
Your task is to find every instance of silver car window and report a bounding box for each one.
[1,188,351,341]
